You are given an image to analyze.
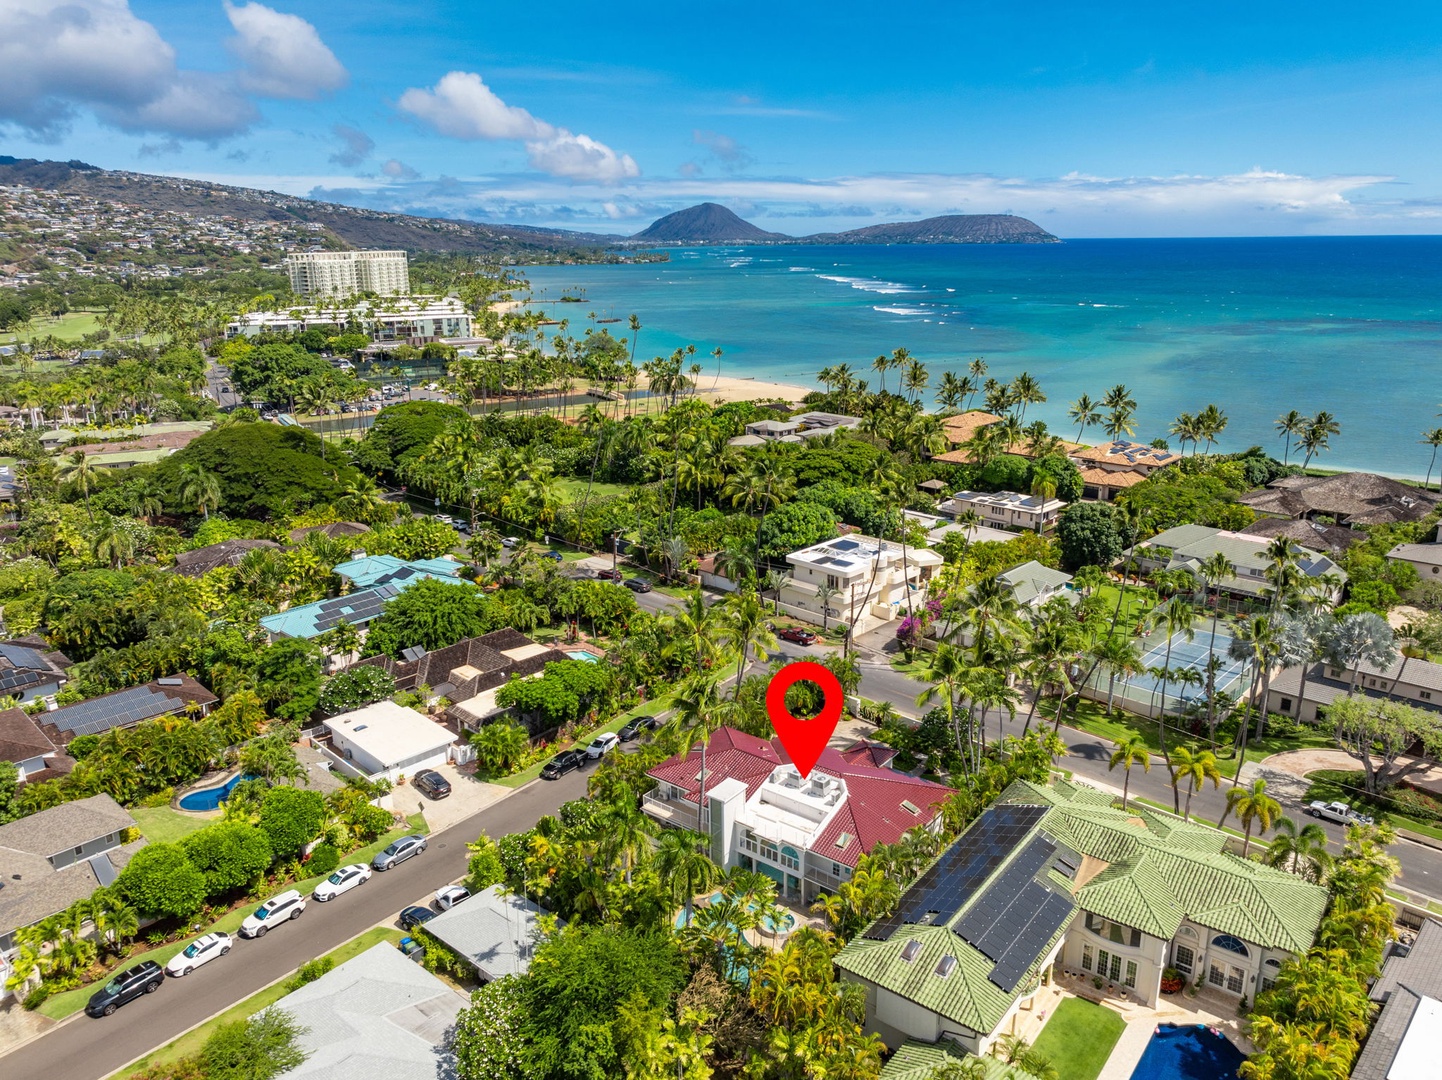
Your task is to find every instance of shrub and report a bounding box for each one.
[307,843,341,876]
[285,956,334,991]
[318,666,396,716]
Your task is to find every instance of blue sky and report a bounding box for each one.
[3,1,1441,236]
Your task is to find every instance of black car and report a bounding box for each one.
[399,905,438,931]
[413,769,452,799]
[86,960,164,1018]
[540,748,588,780]
[623,578,652,593]
[618,715,659,742]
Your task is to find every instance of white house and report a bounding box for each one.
[1388,540,1442,581]
[779,534,944,636]
[319,699,456,782]
[938,491,1066,533]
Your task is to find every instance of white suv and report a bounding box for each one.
[586,732,619,759]
[239,890,306,938]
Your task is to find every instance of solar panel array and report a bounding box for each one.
[49,686,190,737]
[0,666,44,693]
[310,583,401,633]
[0,643,52,670]
[862,804,1047,942]
[953,835,1077,991]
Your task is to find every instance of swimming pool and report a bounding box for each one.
[1129,1023,1245,1080]
[566,651,599,663]
[679,892,798,934]
[177,773,255,812]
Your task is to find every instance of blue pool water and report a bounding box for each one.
[177,773,255,812]
[677,892,797,934]
[566,651,599,663]
[1129,1024,1246,1080]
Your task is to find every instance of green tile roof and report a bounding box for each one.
[999,780,1328,953]
[881,1039,1040,1080]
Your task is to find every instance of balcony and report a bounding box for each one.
[643,791,700,830]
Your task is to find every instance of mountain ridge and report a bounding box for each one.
[631,202,788,243]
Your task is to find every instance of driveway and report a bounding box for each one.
[388,763,510,833]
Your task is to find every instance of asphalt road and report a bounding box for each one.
[7,768,591,1080]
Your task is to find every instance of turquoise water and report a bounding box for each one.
[528,238,1442,476]
[566,650,599,663]
[177,772,254,812]
[1129,1023,1245,1080]
[675,892,797,934]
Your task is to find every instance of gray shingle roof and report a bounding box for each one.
[1352,919,1442,1080]
[0,707,55,764]
[280,942,467,1080]
[171,539,282,577]
[0,794,134,858]
[0,835,144,937]
[424,885,558,980]
[1240,472,1439,526]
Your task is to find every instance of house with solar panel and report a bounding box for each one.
[1126,524,1346,607]
[36,675,217,749]
[0,639,71,704]
[835,779,1328,1057]
[642,726,953,900]
[259,555,471,648]
[778,535,944,636]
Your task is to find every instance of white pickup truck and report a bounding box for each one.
[1306,800,1374,826]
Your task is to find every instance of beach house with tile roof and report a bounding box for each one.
[642,726,953,901]
[1127,523,1345,605]
[835,779,1327,1057]
[1069,440,1182,502]
[932,411,1083,466]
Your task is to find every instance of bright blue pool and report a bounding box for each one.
[677,892,797,934]
[566,651,599,663]
[1129,1024,1245,1080]
[177,773,255,812]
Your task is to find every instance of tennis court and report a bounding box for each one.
[1097,626,1248,716]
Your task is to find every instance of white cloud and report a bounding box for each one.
[693,129,752,171]
[223,2,347,100]
[381,158,420,180]
[99,70,258,140]
[330,123,374,167]
[397,71,639,183]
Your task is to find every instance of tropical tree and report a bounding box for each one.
[1222,777,1282,857]
[1264,816,1332,882]
[1108,735,1151,810]
[1169,745,1221,821]
[472,720,530,775]
[654,829,721,926]
[1068,394,1100,444]
[1423,427,1442,491]
[1146,594,1195,805]
[178,461,222,520]
[718,590,778,697]
[1274,410,1306,465]
[59,450,99,519]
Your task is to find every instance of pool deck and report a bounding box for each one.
[1069,978,1252,1080]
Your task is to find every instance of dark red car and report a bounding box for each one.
[778,626,819,646]
[596,568,623,581]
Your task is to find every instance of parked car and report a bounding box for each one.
[239,890,306,938]
[778,626,819,646]
[585,731,620,759]
[312,863,372,901]
[596,568,623,581]
[86,960,164,1017]
[502,536,523,548]
[399,905,437,931]
[434,885,471,911]
[618,715,658,742]
[434,514,456,526]
[413,769,452,800]
[542,550,564,561]
[1306,800,1374,826]
[623,578,652,593]
[541,748,587,780]
[373,834,428,870]
[164,933,230,977]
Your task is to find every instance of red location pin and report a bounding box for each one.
[766,661,845,779]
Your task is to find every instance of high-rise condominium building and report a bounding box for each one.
[285,250,410,297]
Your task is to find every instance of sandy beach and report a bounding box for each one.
[690,373,813,402]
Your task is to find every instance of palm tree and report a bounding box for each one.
[58,450,99,519]
[815,582,841,632]
[1068,393,1099,444]
[1228,614,1282,779]
[1275,410,1306,465]
[654,829,720,925]
[1300,411,1341,469]
[1422,427,1442,491]
[762,568,789,615]
[1265,816,1332,882]
[1010,371,1045,422]
[473,720,529,774]
[719,590,778,699]
[1169,745,1221,821]
[597,782,659,885]
[1146,594,1195,806]
[1323,612,1398,697]
[1094,636,1143,715]
[1103,406,1138,441]
[178,461,222,520]
[1222,778,1282,858]
[1108,735,1151,810]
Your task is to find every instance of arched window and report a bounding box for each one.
[1211,934,1249,957]
[1177,925,1197,939]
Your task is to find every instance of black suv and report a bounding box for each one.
[86,961,164,1017]
[399,905,438,931]
[540,749,587,780]
[413,769,452,799]
[618,715,659,742]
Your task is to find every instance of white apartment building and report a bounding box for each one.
[225,296,472,343]
[285,250,410,297]
[779,534,943,635]
[938,490,1067,533]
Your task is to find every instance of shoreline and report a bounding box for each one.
[691,373,811,402]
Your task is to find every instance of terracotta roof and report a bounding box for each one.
[1072,440,1182,468]
[1240,472,1440,526]
[839,740,898,769]
[1078,466,1147,490]
[0,706,54,764]
[172,538,282,577]
[646,726,952,868]
[940,411,1004,444]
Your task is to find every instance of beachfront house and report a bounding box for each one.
[931,411,1083,467]
[1069,440,1182,502]
[316,699,457,782]
[642,726,952,901]
[834,780,1327,1058]
[938,490,1066,534]
[730,411,863,446]
[1266,653,1442,722]
[1127,524,1346,609]
[1240,471,1440,526]
[224,296,472,343]
[778,534,944,636]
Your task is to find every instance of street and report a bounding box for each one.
[5,768,591,1080]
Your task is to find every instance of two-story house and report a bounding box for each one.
[642,727,953,901]
[1267,653,1442,722]
[1128,524,1345,607]
[779,535,944,636]
[1069,440,1182,502]
[835,780,1326,1058]
[938,491,1066,534]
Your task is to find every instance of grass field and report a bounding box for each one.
[0,310,106,344]
[1031,996,1127,1080]
[111,926,405,1079]
[558,478,632,502]
[131,806,211,845]
[487,695,677,788]
[39,812,427,1021]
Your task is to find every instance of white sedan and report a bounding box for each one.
[434,885,471,911]
[164,932,231,977]
[313,863,372,901]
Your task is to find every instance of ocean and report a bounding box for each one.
[526,237,1442,477]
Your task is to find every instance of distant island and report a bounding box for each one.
[627,202,1059,245]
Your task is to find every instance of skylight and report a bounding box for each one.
[834,832,853,849]
[935,955,958,979]
[900,800,921,816]
[900,939,922,963]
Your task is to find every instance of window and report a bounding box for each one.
[826,574,839,589]
[1097,949,1110,980]
[1125,961,1137,988]
[1261,959,1281,991]
[1174,945,1194,975]
[1279,698,1293,713]
[1082,945,1094,972]
[1085,913,1141,948]
[1110,954,1123,982]
[1422,691,1433,701]
[1208,963,1226,988]
[1226,968,1244,993]
[1211,934,1250,957]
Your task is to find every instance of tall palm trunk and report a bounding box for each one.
[1159,637,1179,811]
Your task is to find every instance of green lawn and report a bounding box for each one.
[487,695,677,788]
[112,926,405,1079]
[1031,996,1127,1080]
[39,812,427,1021]
[130,806,211,845]
[1092,583,1158,638]
[558,478,632,502]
